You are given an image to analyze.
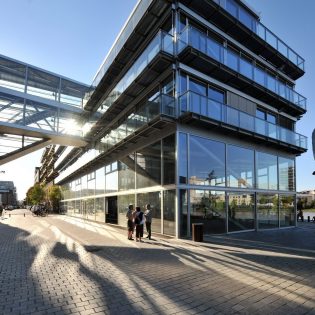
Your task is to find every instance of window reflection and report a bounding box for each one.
[190,190,226,234]
[279,195,295,227]
[279,157,295,191]
[163,190,176,236]
[256,152,278,190]
[189,135,225,186]
[227,145,254,188]
[136,141,161,188]
[137,191,161,233]
[228,193,255,232]
[257,193,279,229]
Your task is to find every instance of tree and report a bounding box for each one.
[26,183,45,205]
[47,185,62,213]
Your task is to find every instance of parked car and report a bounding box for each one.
[5,205,14,211]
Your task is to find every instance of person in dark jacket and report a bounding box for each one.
[134,206,144,242]
[144,204,152,240]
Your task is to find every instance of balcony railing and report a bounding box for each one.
[84,30,174,108]
[178,91,307,150]
[99,93,175,152]
[178,26,306,111]
[212,0,305,70]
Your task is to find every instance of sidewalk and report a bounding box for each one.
[0,211,315,315]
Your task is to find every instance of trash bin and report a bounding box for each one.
[192,223,203,242]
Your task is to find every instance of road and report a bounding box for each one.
[0,210,315,314]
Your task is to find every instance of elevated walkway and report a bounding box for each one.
[0,54,90,164]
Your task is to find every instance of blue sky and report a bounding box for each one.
[0,0,314,198]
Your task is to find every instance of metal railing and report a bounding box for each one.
[178,25,306,111]
[212,0,305,70]
[178,91,307,150]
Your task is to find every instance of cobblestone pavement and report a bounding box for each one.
[1,211,315,315]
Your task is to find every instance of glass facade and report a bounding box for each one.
[228,193,255,232]
[58,1,304,240]
[190,190,226,234]
[189,135,225,186]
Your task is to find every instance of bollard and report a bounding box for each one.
[9,213,11,218]
[308,216,310,222]
[24,213,25,217]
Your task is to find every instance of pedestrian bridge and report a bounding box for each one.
[0,54,91,165]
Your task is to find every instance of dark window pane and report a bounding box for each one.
[179,133,188,184]
[180,190,188,237]
[163,134,176,185]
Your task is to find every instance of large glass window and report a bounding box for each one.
[87,173,95,197]
[86,198,95,220]
[256,152,278,190]
[180,190,188,237]
[227,145,254,189]
[95,167,105,195]
[179,133,188,184]
[228,193,254,232]
[279,157,295,191]
[118,156,135,191]
[208,86,224,103]
[95,197,105,223]
[136,141,161,188]
[137,191,161,233]
[189,136,225,186]
[279,194,295,227]
[163,190,176,236]
[105,171,118,193]
[257,193,279,229]
[163,135,176,185]
[190,190,226,234]
[117,194,135,227]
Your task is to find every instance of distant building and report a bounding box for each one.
[297,190,315,206]
[0,181,17,206]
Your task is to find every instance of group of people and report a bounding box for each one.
[126,204,152,242]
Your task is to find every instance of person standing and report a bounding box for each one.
[144,204,152,240]
[126,204,134,240]
[134,206,144,242]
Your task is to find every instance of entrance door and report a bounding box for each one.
[106,196,118,224]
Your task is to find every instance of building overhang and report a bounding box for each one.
[179,0,304,80]
[178,46,306,117]
[57,115,176,185]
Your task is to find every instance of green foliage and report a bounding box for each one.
[26,183,45,205]
[47,185,62,212]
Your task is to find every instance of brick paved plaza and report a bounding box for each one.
[0,210,315,315]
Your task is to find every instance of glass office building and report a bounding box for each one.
[55,0,307,238]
